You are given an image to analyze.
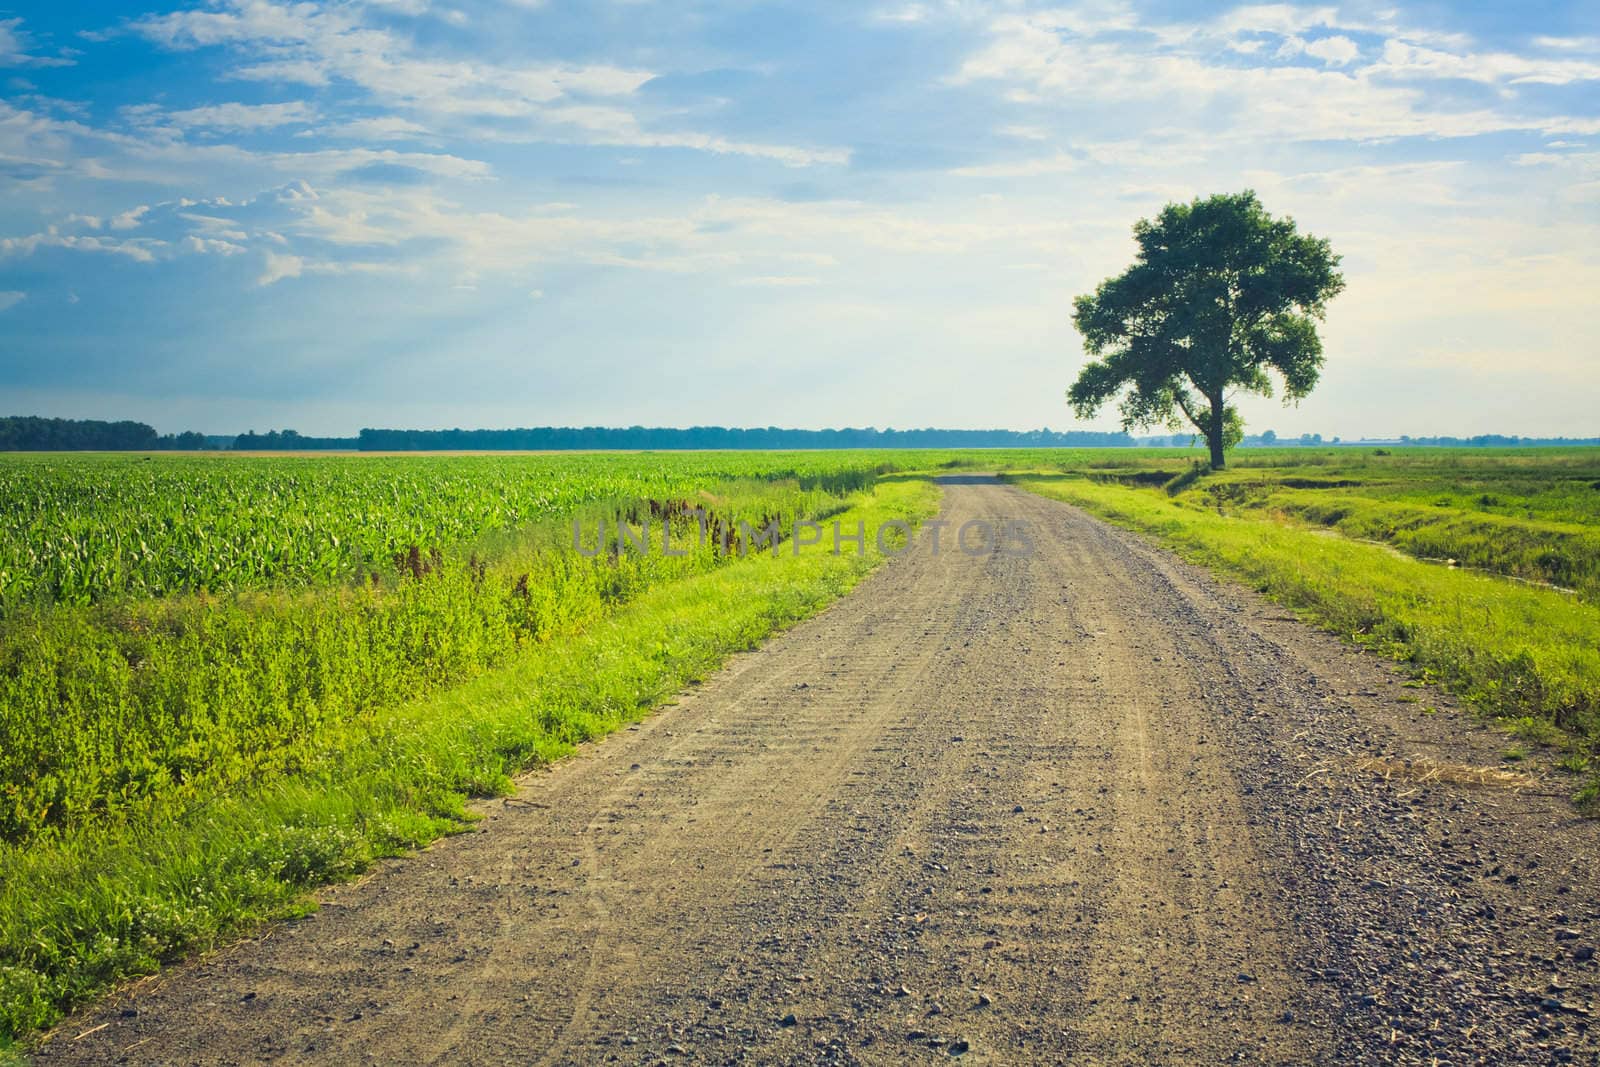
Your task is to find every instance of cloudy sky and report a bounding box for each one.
[1,0,1596,438]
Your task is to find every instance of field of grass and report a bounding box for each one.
[5,445,1600,1049]
[0,452,943,1044]
[1003,447,1600,793]
[1072,447,1600,599]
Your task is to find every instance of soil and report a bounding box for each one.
[36,476,1600,1065]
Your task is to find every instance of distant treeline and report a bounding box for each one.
[1386,434,1600,447]
[1143,431,1600,448]
[232,430,356,451]
[1140,431,1348,447]
[0,417,210,452]
[354,426,1136,450]
[5,416,1596,452]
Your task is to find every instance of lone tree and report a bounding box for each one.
[1067,191,1344,468]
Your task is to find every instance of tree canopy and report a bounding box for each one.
[0,417,209,451]
[1067,191,1344,468]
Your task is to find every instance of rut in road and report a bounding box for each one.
[41,477,1600,1066]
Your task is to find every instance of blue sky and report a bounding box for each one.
[1,0,1596,437]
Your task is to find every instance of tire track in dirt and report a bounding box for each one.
[37,476,1600,1066]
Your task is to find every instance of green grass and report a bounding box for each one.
[1059,446,1600,600]
[0,474,940,1044]
[1003,470,1600,789]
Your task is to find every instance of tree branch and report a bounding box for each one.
[1173,390,1206,434]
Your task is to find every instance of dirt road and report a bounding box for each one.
[39,477,1599,1065]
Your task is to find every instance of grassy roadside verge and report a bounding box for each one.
[0,476,940,1050]
[1004,473,1600,796]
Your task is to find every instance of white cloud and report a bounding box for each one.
[1513,149,1599,167]
[953,8,1600,146]
[1508,150,1600,201]
[1203,4,1471,50]
[258,250,303,285]
[126,0,844,167]
[0,19,27,61]
[4,182,361,273]
[136,0,642,109]
[228,59,332,86]
[1304,35,1360,65]
[1241,160,1469,206]
[320,116,431,141]
[113,135,496,183]
[212,178,1090,291]
[183,235,248,255]
[159,100,319,132]
[1,17,74,68]
[0,97,488,194]
[179,213,251,240]
[0,290,24,312]
[1211,4,1341,39]
[1532,36,1600,52]
[255,245,413,285]
[130,3,334,50]
[110,206,151,229]
[1373,39,1600,85]
[0,232,161,262]
[876,5,930,24]
[951,150,1078,178]
[364,0,430,14]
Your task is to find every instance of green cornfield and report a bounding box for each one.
[0,451,932,845]
[0,452,898,612]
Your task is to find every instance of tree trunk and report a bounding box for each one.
[1206,396,1226,469]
